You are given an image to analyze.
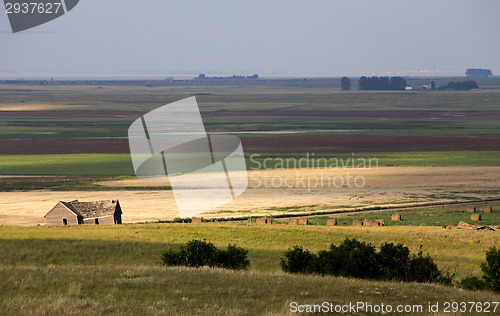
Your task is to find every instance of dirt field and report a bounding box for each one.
[203,109,500,119]
[2,135,500,155]
[1,166,499,226]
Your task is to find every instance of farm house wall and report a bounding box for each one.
[45,203,79,226]
[82,215,115,225]
[114,210,122,224]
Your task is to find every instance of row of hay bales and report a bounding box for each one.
[352,219,386,227]
[193,206,492,226]
[466,206,493,213]
[255,217,338,226]
[192,214,403,226]
[467,206,493,221]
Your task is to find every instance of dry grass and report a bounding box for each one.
[0,265,499,315]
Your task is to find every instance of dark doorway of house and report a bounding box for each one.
[95,218,99,225]
[62,218,68,225]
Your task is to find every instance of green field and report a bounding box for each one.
[300,202,500,227]
[1,151,500,177]
[3,115,500,138]
[0,223,499,315]
[1,151,500,191]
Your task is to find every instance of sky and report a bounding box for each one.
[1,0,500,78]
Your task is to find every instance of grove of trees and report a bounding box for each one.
[358,76,406,90]
[438,80,479,90]
[341,77,351,90]
[466,68,493,78]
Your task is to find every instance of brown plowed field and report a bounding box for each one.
[2,135,500,154]
[240,135,500,153]
[0,110,144,118]
[202,110,500,119]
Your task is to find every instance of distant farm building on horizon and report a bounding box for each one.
[44,200,122,226]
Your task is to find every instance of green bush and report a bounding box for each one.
[217,244,250,270]
[322,238,380,279]
[459,276,488,291]
[162,239,250,270]
[481,247,500,292]
[378,242,410,281]
[281,238,452,285]
[281,246,318,274]
[407,249,452,284]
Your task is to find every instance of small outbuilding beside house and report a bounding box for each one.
[44,200,122,226]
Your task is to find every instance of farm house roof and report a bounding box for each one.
[61,200,121,219]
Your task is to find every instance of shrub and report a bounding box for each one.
[181,239,219,268]
[406,249,443,283]
[459,276,488,291]
[330,238,380,279]
[281,238,453,285]
[161,249,182,266]
[161,239,250,270]
[481,247,500,292]
[378,242,410,281]
[281,246,318,274]
[217,244,250,270]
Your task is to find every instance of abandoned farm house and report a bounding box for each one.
[44,200,122,226]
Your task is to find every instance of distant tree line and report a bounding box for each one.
[466,68,492,78]
[438,80,479,90]
[358,76,406,90]
[196,74,259,80]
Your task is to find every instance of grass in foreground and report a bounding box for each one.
[0,223,498,279]
[1,265,499,315]
[0,223,499,315]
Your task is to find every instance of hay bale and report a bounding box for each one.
[466,206,476,213]
[191,217,202,224]
[471,214,481,221]
[266,218,273,225]
[352,220,363,226]
[326,219,337,226]
[298,218,309,225]
[482,206,493,213]
[256,218,267,225]
[376,219,385,226]
[391,214,401,221]
[289,219,298,225]
[364,219,380,227]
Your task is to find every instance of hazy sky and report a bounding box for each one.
[1,0,500,77]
